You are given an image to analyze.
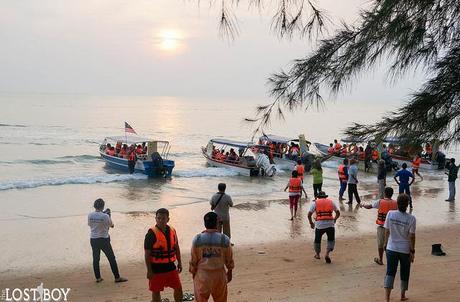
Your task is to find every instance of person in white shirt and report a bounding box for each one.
[88,198,127,283]
[383,194,416,302]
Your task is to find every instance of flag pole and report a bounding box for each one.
[125,122,127,144]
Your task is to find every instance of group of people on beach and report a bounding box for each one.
[87,152,458,302]
[88,183,234,302]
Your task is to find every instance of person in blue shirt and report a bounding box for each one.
[394,163,415,208]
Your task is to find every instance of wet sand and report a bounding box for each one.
[1,223,459,301]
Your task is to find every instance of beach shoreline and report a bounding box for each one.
[3,223,460,302]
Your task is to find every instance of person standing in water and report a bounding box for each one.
[284,170,308,220]
[394,163,415,209]
[310,159,323,200]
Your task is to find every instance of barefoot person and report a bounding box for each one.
[284,170,308,220]
[307,191,340,263]
[361,187,397,265]
[88,198,128,283]
[144,208,183,302]
[189,212,234,302]
[337,158,348,201]
[383,194,416,302]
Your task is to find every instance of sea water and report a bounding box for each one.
[0,94,458,275]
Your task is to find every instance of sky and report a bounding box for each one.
[0,0,426,103]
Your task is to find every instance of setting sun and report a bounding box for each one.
[156,29,184,52]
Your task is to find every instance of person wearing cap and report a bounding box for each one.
[88,198,127,283]
[307,191,341,263]
[189,212,234,302]
[210,183,233,240]
[347,159,361,204]
[144,208,183,302]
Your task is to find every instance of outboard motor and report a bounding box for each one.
[151,152,165,175]
[256,153,276,177]
[301,153,315,172]
[436,151,446,169]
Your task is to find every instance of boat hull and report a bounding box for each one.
[100,152,174,178]
[201,148,260,177]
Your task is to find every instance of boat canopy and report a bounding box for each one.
[383,136,401,144]
[341,136,367,143]
[104,136,169,144]
[210,138,257,148]
[261,134,296,144]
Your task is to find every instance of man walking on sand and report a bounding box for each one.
[284,170,308,220]
[189,212,234,302]
[144,208,183,302]
[308,191,340,264]
[88,198,128,283]
[210,183,233,240]
[361,187,397,265]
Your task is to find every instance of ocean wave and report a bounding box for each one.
[0,123,27,127]
[0,155,100,165]
[174,167,240,178]
[0,174,147,191]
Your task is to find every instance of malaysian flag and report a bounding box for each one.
[124,122,137,134]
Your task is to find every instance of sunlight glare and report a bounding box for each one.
[157,29,184,52]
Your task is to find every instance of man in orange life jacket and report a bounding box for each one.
[284,170,308,220]
[144,208,183,302]
[361,187,397,265]
[327,143,334,154]
[333,139,342,154]
[411,154,424,181]
[337,158,349,201]
[308,191,340,263]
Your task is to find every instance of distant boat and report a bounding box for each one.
[99,136,174,178]
[201,138,276,177]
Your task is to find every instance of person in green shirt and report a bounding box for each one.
[310,159,323,200]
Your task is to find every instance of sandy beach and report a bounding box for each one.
[2,223,459,302]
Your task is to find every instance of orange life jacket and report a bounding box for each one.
[376,199,397,225]
[334,143,342,151]
[338,164,347,181]
[372,150,379,160]
[315,198,334,220]
[358,151,365,160]
[340,148,347,156]
[107,149,115,156]
[296,164,305,178]
[328,147,334,154]
[289,177,302,193]
[129,151,136,161]
[149,226,177,264]
[136,146,143,154]
[412,157,421,168]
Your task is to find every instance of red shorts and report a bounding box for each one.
[289,195,300,208]
[149,270,182,292]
